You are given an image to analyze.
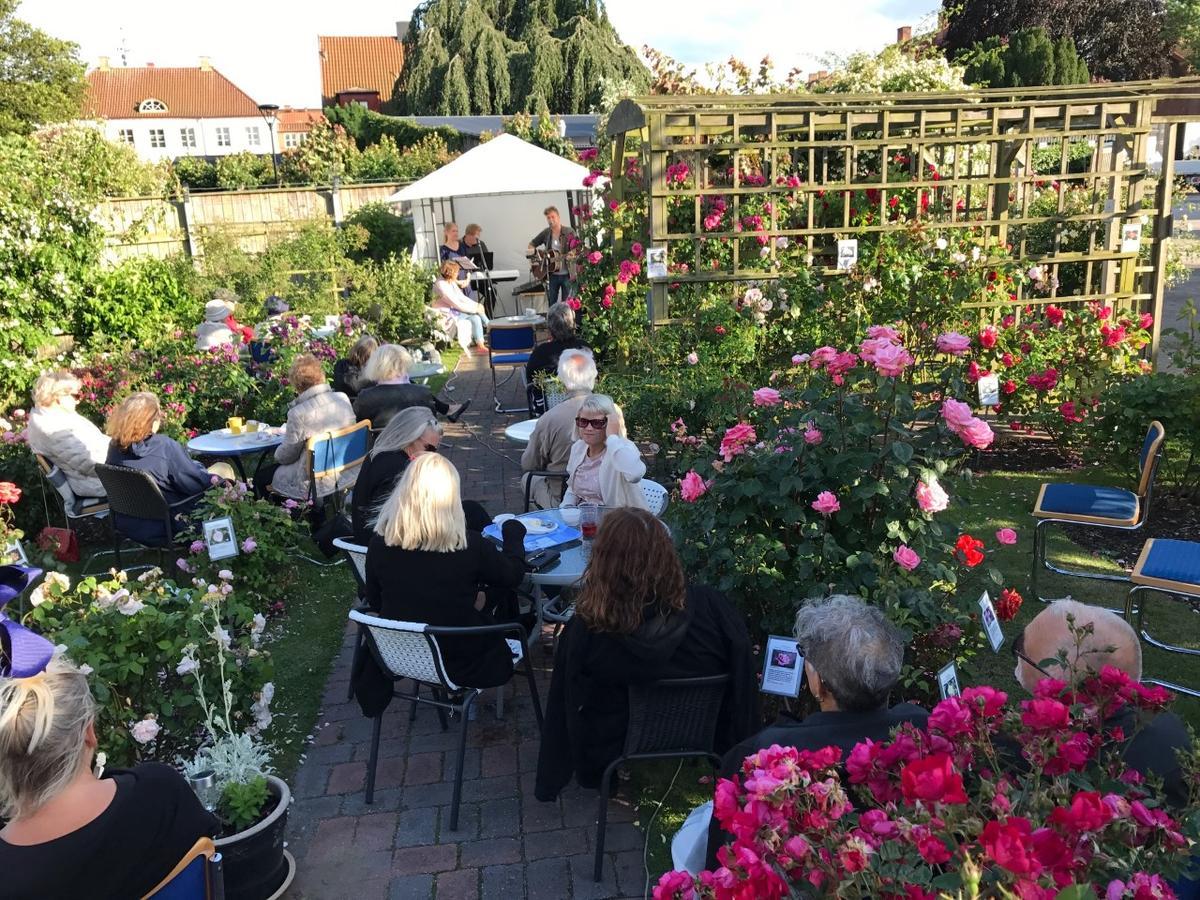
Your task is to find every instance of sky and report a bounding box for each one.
[18,0,934,110]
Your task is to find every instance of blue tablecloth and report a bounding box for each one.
[483,513,581,553]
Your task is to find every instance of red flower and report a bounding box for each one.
[714,326,726,335]
[1021,698,1071,731]
[1045,305,1064,326]
[981,817,1040,875]
[0,481,21,504]
[987,270,998,282]
[1139,312,1154,329]
[1003,379,1017,395]
[978,326,998,349]
[1048,790,1113,834]
[996,588,1023,621]
[954,534,985,567]
[899,753,968,805]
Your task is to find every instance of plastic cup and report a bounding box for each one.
[580,504,599,541]
[560,506,581,528]
[227,417,243,433]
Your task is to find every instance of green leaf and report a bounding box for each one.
[891,441,914,463]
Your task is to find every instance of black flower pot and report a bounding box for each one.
[214,775,294,900]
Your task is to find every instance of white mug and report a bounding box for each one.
[524,307,537,317]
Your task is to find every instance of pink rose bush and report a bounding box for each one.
[655,667,1196,899]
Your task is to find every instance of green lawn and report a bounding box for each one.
[631,466,1200,878]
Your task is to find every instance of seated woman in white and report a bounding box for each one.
[562,394,649,510]
[430,260,488,353]
[26,371,110,500]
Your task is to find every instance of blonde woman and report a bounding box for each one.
[0,659,217,897]
[431,260,488,353]
[363,454,526,688]
[27,370,110,499]
[562,394,649,510]
[352,343,464,429]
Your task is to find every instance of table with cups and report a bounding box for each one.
[186,417,284,481]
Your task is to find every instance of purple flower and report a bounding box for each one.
[241,537,257,553]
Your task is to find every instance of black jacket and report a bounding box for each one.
[332,359,368,399]
[535,585,757,801]
[353,383,448,430]
[351,451,409,544]
[105,435,213,545]
[1112,707,1192,808]
[525,336,591,385]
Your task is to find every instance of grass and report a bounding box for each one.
[631,465,1200,879]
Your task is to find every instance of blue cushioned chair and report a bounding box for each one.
[1031,421,1165,603]
[142,837,223,899]
[306,420,371,513]
[488,322,537,413]
[1123,539,1200,697]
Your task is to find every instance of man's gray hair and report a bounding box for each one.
[794,594,905,712]
[546,301,576,341]
[558,349,597,392]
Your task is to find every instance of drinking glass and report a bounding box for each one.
[580,503,599,541]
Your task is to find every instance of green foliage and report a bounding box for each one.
[220,776,271,832]
[215,151,272,190]
[173,155,218,190]
[391,132,457,179]
[343,202,415,263]
[346,255,437,343]
[76,256,201,345]
[962,29,1089,88]
[0,0,86,135]
[347,134,404,181]
[498,102,577,160]
[323,104,463,153]
[816,44,970,93]
[1030,141,1096,175]
[278,120,354,185]
[1166,0,1200,71]
[39,125,176,198]
[1093,372,1200,495]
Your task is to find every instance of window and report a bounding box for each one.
[117,128,135,145]
[138,98,168,113]
[246,126,261,147]
[216,127,231,147]
[283,132,305,148]
[148,128,166,149]
[179,127,197,149]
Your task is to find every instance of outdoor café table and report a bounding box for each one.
[486,508,588,628]
[408,360,445,384]
[489,314,546,328]
[503,419,537,444]
[187,426,284,481]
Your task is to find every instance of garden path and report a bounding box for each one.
[284,350,649,900]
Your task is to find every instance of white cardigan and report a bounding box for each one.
[562,434,649,510]
[26,406,110,499]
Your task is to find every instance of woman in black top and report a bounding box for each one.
[332,334,378,400]
[526,301,590,392]
[352,343,463,430]
[363,454,527,690]
[0,659,218,899]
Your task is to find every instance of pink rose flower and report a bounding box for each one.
[719,423,757,462]
[858,337,893,363]
[940,398,975,430]
[686,351,699,365]
[791,353,810,365]
[872,343,914,378]
[893,545,921,571]
[995,527,1018,545]
[811,491,840,516]
[978,325,998,349]
[916,477,949,513]
[958,417,995,449]
[587,251,603,264]
[600,297,613,309]
[809,346,838,368]
[935,332,972,355]
[241,537,257,553]
[752,387,782,407]
[803,422,823,445]
[631,242,643,256]
[866,325,901,342]
[679,470,709,503]
[825,351,858,378]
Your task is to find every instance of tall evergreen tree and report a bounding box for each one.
[439,56,472,115]
[0,0,86,135]
[962,27,1090,87]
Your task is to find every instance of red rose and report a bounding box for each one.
[987,270,998,282]
[714,326,726,335]
[1021,698,1071,731]
[978,326,998,349]
[980,817,1040,875]
[1003,379,1017,395]
[1045,305,1064,326]
[0,481,21,504]
[954,534,985,568]
[1048,790,1112,834]
[899,753,968,805]
[996,588,1023,621]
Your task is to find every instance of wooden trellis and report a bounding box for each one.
[606,78,1200,355]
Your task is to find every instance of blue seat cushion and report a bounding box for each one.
[491,353,531,365]
[1034,483,1139,525]
[1134,539,1200,589]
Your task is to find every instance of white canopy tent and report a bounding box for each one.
[387,134,601,315]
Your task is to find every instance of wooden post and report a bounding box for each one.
[1148,122,1178,366]
[179,190,198,262]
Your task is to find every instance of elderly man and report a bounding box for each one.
[1014,600,1192,807]
[521,348,597,509]
[525,301,591,388]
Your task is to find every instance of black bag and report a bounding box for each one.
[312,513,353,558]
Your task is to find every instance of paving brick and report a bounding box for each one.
[525,858,571,900]
[433,867,479,900]
[292,762,331,799]
[460,775,518,803]
[460,837,521,868]
[305,816,357,864]
[480,745,518,778]
[341,786,403,816]
[388,873,435,900]
[600,823,643,854]
[480,863,526,900]
[312,722,344,746]
[398,781,454,808]
[393,843,460,874]
[356,812,399,852]
[303,743,355,766]
[611,849,647,896]
[393,807,439,848]
[355,737,406,762]
[371,754,407,790]
[326,760,367,795]
[321,702,361,722]
[520,798,563,833]
[523,826,590,860]
[404,751,444,785]
[568,852,620,899]
[440,802,480,841]
[476,798,520,840]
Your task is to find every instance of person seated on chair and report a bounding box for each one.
[535,507,756,801]
[332,334,378,400]
[362,454,527,691]
[26,371,109,501]
[351,408,490,544]
[0,658,218,899]
[352,344,465,430]
[1014,600,1193,808]
[521,349,596,509]
[195,290,252,350]
[431,261,489,354]
[104,392,225,546]
[254,354,356,503]
[562,394,648,510]
[525,301,591,390]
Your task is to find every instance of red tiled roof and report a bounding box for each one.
[318,36,405,108]
[83,64,261,119]
[277,108,325,134]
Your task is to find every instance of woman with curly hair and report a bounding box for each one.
[534,508,757,801]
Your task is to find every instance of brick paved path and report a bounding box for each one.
[285,352,651,900]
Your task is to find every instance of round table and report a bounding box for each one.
[523,509,588,589]
[408,361,445,383]
[187,427,284,481]
[489,314,545,328]
[504,419,537,444]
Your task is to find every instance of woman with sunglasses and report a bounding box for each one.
[562,394,649,511]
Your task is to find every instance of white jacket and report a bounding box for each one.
[270,384,358,501]
[195,321,236,350]
[562,434,649,510]
[26,406,110,499]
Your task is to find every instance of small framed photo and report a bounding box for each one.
[1120,222,1143,254]
[836,239,859,271]
[977,373,1001,407]
[760,634,804,697]
[324,314,341,330]
[938,661,962,700]
[202,517,239,562]
[3,540,28,565]
[646,246,668,280]
[979,591,1004,653]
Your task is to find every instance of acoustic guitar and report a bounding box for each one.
[529,247,580,282]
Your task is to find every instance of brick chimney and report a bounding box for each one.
[199,56,213,71]
[897,25,912,43]
[146,62,155,67]
[98,56,111,71]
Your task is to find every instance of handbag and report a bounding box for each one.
[36,527,80,563]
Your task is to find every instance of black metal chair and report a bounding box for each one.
[94,463,200,569]
[522,470,569,512]
[348,609,543,831]
[333,537,369,701]
[593,674,731,881]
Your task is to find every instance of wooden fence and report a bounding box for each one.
[95,182,409,264]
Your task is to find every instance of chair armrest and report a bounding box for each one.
[425,621,530,644]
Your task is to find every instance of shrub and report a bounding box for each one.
[173,155,218,189]
[215,152,271,190]
[343,202,415,263]
[75,256,201,346]
[346,256,436,344]
[1093,372,1200,496]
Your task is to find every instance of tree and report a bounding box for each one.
[940,0,1175,82]
[0,0,87,135]
[962,28,1089,87]
[1165,0,1200,71]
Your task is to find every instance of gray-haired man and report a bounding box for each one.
[521,348,597,509]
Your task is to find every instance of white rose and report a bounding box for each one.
[935,237,948,250]
[217,569,234,581]
[46,572,70,592]
[210,626,231,649]
[176,656,198,676]
[116,595,145,616]
[130,718,160,744]
[29,585,49,607]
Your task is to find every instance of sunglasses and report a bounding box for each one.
[575,416,608,431]
[1012,630,1052,679]
[423,444,440,453]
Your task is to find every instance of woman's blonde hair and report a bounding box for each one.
[32,370,82,409]
[439,260,460,281]
[0,658,96,820]
[362,344,412,384]
[442,222,458,241]
[576,394,626,439]
[374,453,466,552]
[105,391,161,450]
[289,353,326,394]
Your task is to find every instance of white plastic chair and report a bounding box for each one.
[641,479,669,516]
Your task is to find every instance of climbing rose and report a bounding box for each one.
[978,326,998,349]
[752,387,782,407]
[893,545,921,571]
[935,332,971,355]
[811,491,840,516]
[679,471,709,503]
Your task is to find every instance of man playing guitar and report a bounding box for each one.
[526,206,577,306]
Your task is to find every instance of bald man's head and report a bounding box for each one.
[1016,600,1142,693]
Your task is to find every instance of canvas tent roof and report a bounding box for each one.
[387,133,597,203]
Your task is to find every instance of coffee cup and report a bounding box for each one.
[524,307,537,317]
[246,419,258,431]
[227,417,243,434]
[560,506,581,527]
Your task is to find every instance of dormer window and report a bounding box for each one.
[138,98,168,113]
